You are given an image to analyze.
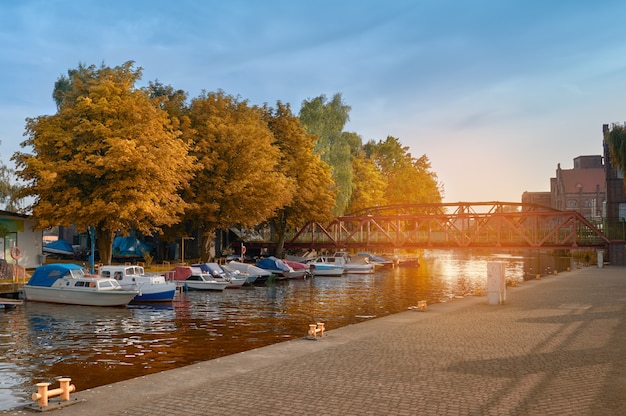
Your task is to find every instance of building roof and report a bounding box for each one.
[0,210,29,219]
[559,168,605,194]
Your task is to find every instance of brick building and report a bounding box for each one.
[551,155,605,222]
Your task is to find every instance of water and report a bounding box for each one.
[0,250,570,410]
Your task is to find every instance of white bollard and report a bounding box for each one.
[487,262,506,305]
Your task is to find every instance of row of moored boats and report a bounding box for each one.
[18,252,399,307]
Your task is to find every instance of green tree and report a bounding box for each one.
[606,123,626,181]
[368,136,443,205]
[346,152,387,213]
[299,93,353,215]
[183,91,293,260]
[12,62,196,264]
[262,102,336,257]
[0,150,24,212]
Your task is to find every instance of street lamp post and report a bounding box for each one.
[181,236,194,265]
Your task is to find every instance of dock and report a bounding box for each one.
[0,298,22,309]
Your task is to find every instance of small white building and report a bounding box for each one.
[0,210,44,270]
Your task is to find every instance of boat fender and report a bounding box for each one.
[10,246,21,260]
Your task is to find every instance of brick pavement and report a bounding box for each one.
[4,265,626,415]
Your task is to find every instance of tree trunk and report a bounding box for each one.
[96,228,115,265]
[273,220,287,258]
[199,229,216,262]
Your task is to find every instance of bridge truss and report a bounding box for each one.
[285,202,611,251]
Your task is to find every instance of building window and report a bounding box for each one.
[619,203,626,221]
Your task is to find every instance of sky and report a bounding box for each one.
[2,0,626,203]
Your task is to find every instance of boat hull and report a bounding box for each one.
[22,286,138,306]
[132,288,177,302]
[345,264,375,274]
[309,264,344,277]
[177,281,229,291]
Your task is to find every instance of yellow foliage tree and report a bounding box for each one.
[263,102,336,257]
[12,62,196,264]
[183,91,293,260]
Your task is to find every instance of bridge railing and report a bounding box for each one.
[285,203,611,250]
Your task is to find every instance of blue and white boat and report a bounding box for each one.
[307,256,345,276]
[23,264,139,306]
[99,265,177,302]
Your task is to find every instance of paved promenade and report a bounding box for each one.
[5,265,626,415]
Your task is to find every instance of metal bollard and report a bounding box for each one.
[307,322,325,339]
[417,300,427,311]
[32,378,75,407]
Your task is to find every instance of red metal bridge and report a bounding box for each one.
[285,202,612,251]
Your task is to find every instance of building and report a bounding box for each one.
[521,191,551,209]
[522,155,605,221]
[0,210,44,270]
[551,155,605,222]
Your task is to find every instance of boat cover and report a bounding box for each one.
[43,239,74,255]
[113,237,152,258]
[27,263,84,287]
[256,256,290,272]
[192,263,226,277]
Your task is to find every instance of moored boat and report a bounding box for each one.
[227,261,271,284]
[307,256,345,276]
[168,266,230,291]
[256,256,293,280]
[192,263,248,288]
[357,252,394,268]
[333,252,375,274]
[99,265,177,302]
[22,263,139,306]
[282,260,310,279]
[42,239,75,257]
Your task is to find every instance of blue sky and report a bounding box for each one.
[2,0,626,203]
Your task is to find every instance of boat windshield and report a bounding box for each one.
[98,280,120,289]
[68,268,88,278]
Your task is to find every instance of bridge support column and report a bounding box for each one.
[487,262,506,305]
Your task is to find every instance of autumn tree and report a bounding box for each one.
[12,62,196,264]
[183,91,293,260]
[262,102,336,257]
[299,93,353,215]
[365,136,443,205]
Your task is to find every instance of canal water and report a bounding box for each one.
[0,250,572,411]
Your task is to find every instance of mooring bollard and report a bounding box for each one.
[32,378,75,408]
[307,322,325,339]
[417,300,427,311]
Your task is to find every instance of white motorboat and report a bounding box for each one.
[192,263,248,288]
[22,263,139,307]
[307,256,345,276]
[99,265,177,301]
[177,268,230,291]
[227,261,271,284]
[333,251,375,274]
